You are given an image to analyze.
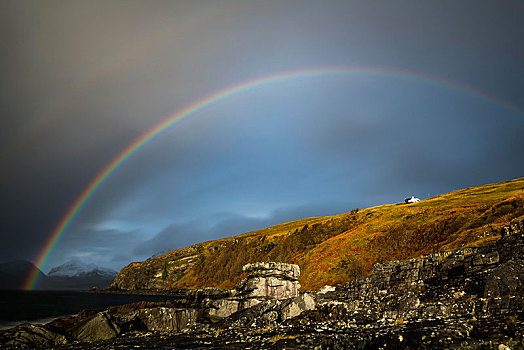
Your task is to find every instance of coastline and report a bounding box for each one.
[0,316,74,331]
[0,290,183,332]
[95,288,187,296]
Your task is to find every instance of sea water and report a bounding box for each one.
[0,290,181,330]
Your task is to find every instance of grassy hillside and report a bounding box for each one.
[112,177,524,291]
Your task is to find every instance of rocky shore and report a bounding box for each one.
[2,221,523,349]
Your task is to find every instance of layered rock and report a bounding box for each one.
[192,262,314,323]
[242,261,300,280]
[297,220,524,348]
[69,312,120,342]
[237,262,301,300]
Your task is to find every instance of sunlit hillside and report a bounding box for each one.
[112,177,524,291]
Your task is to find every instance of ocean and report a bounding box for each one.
[0,290,182,330]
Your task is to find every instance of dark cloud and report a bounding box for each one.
[50,228,145,272]
[0,0,523,272]
[134,202,354,259]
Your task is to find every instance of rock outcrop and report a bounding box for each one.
[209,262,314,328]
[1,324,67,348]
[69,311,120,342]
[238,262,301,300]
[187,262,314,323]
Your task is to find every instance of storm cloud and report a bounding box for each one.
[1,0,522,272]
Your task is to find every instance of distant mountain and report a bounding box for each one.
[0,259,117,290]
[0,260,47,290]
[45,260,117,290]
[48,259,117,279]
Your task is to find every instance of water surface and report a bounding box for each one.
[0,290,181,330]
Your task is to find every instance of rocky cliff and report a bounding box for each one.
[302,220,524,349]
[2,221,523,349]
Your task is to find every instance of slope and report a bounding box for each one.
[111,177,524,291]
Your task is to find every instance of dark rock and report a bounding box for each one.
[242,261,300,280]
[69,311,120,341]
[127,307,200,332]
[280,293,316,320]
[0,323,67,348]
[236,262,301,300]
[484,259,524,298]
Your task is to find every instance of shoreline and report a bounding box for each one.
[0,290,184,332]
[0,315,75,331]
[94,288,187,296]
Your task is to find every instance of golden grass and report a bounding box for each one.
[133,177,524,290]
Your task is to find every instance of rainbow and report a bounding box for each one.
[23,66,523,290]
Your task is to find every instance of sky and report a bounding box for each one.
[1,0,523,275]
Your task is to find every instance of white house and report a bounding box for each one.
[404,196,420,204]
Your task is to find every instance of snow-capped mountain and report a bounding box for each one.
[48,259,117,278]
[0,259,118,290]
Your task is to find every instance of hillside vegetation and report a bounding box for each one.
[111,177,524,291]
